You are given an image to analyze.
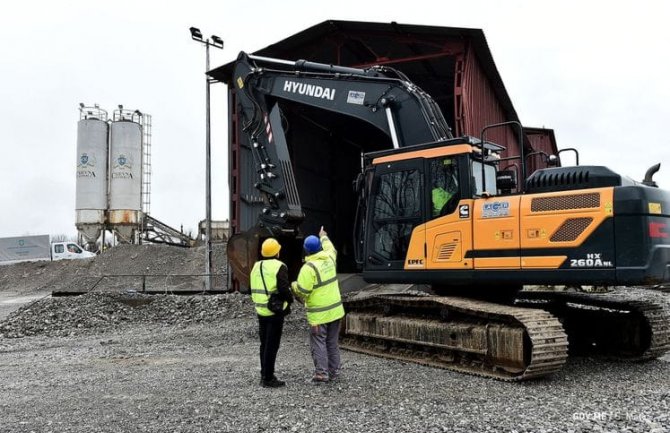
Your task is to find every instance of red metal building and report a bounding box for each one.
[209,20,559,272]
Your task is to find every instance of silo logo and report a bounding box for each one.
[115,154,132,169]
[112,154,133,179]
[18,240,25,247]
[77,153,97,177]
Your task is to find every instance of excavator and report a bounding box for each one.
[227,51,670,380]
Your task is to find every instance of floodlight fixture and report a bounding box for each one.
[79,102,84,108]
[190,27,203,41]
[211,35,224,49]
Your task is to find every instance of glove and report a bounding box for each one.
[319,226,327,238]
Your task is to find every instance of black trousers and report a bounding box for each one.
[258,313,285,380]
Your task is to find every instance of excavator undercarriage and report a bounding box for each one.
[341,294,569,381]
[339,287,670,381]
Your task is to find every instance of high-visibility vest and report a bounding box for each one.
[293,236,345,325]
[432,187,453,216]
[249,258,287,317]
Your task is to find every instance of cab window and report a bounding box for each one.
[67,243,82,254]
[371,168,422,261]
[54,244,64,254]
[430,158,460,217]
[471,160,497,196]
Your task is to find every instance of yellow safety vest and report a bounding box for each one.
[293,236,345,325]
[249,258,288,316]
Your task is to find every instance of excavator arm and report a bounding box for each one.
[228,52,452,286]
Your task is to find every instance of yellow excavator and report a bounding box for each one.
[227,52,670,380]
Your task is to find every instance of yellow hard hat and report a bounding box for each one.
[261,238,281,258]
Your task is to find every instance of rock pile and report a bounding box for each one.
[0,292,253,339]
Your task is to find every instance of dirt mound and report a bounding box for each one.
[0,243,227,294]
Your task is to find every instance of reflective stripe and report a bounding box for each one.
[250,289,266,295]
[306,261,337,290]
[296,284,311,295]
[255,302,268,308]
[306,301,342,313]
[306,262,321,285]
[313,276,338,289]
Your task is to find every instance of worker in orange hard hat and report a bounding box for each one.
[249,237,294,388]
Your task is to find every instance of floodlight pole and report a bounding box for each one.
[191,27,223,291]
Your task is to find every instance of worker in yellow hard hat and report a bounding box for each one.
[249,237,293,388]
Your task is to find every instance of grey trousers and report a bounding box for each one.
[309,319,341,377]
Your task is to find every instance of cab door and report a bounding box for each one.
[365,158,425,271]
[425,155,474,270]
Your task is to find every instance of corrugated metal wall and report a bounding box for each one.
[456,43,521,159]
[526,128,558,175]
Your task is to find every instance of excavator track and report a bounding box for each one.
[341,295,568,381]
[515,288,670,360]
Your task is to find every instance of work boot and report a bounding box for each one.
[261,376,286,388]
[311,373,329,383]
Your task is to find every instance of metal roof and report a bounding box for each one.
[208,20,521,124]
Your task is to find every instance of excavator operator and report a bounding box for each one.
[431,158,459,217]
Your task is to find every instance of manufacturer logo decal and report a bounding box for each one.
[482,201,509,218]
[459,204,470,219]
[283,80,335,100]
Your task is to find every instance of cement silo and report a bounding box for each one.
[75,104,109,246]
[108,108,143,242]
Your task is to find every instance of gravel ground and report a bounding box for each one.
[1,293,669,433]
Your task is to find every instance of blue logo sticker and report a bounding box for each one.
[482,201,510,218]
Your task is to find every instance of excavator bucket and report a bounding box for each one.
[227,226,305,290]
[226,229,264,289]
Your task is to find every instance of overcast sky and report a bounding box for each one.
[1,0,668,239]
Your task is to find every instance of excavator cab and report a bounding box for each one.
[355,138,506,283]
